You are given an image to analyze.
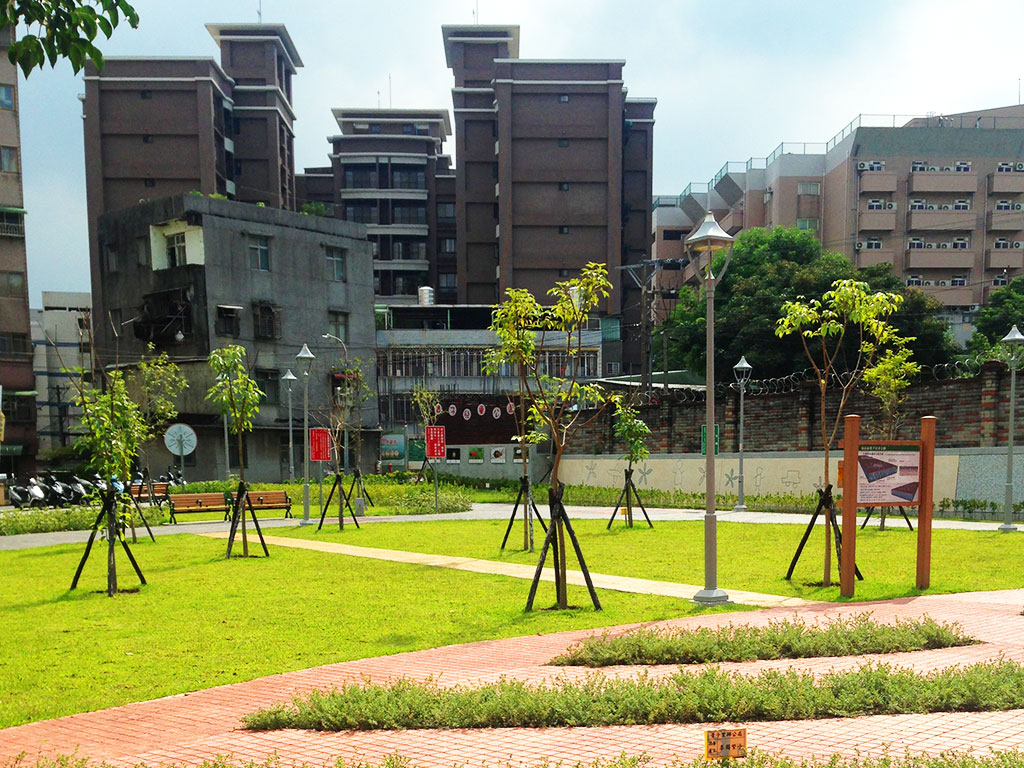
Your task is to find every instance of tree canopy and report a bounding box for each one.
[970,276,1024,349]
[655,227,957,381]
[2,0,139,76]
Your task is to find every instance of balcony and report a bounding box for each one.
[859,172,897,193]
[989,173,1024,194]
[905,248,977,269]
[919,284,976,306]
[856,249,895,267]
[907,209,975,231]
[907,171,978,194]
[720,207,743,234]
[987,209,1024,231]
[986,247,1024,270]
[859,210,896,230]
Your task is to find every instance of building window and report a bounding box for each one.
[606,361,621,375]
[369,124,381,133]
[557,138,569,148]
[228,434,248,469]
[995,238,1011,250]
[952,238,969,250]
[558,268,570,277]
[796,218,818,231]
[953,199,970,211]
[907,238,924,249]
[345,203,378,224]
[436,202,455,221]
[0,332,30,357]
[663,230,684,241]
[955,161,972,172]
[910,199,926,211]
[327,310,348,343]
[142,134,154,144]
[0,271,23,296]
[558,94,569,103]
[136,236,149,266]
[911,161,928,172]
[0,85,13,110]
[252,302,281,339]
[402,123,414,134]
[215,306,241,337]
[140,89,152,100]
[951,275,968,286]
[0,146,18,173]
[866,199,884,211]
[344,167,377,188]
[255,369,280,405]
[797,181,820,195]
[326,246,347,281]
[166,232,186,267]
[392,168,425,189]
[997,200,1013,211]
[998,162,1014,173]
[248,235,270,271]
[144,178,155,188]
[0,211,24,236]
[438,238,456,255]
[906,275,923,287]
[0,392,33,420]
[995,272,1009,286]
[558,226,569,235]
[438,271,456,289]
[104,244,118,272]
[559,182,570,191]
[865,238,882,250]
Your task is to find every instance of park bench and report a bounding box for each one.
[129,482,170,506]
[228,489,293,518]
[167,492,232,524]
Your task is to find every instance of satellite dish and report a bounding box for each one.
[164,423,197,456]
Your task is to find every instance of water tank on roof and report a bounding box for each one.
[418,286,435,306]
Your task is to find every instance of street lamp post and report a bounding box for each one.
[281,369,297,484]
[686,211,735,606]
[216,373,231,480]
[733,356,752,512]
[322,333,350,471]
[296,344,316,524]
[1000,325,1024,532]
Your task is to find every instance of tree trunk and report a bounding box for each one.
[237,429,248,558]
[106,493,118,597]
[820,383,831,587]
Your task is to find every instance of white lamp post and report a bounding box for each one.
[296,343,316,524]
[217,373,230,480]
[1000,325,1024,532]
[281,369,297,484]
[733,356,752,512]
[686,210,734,605]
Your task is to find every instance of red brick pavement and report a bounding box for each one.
[2,588,1023,767]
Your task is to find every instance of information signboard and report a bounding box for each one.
[705,728,747,760]
[425,426,446,459]
[856,444,921,506]
[309,428,332,462]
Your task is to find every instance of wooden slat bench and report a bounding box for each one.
[130,482,170,505]
[168,492,231,524]
[231,489,293,518]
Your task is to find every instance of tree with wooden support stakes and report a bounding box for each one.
[776,278,911,587]
[410,385,441,484]
[487,262,624,611]
[206,345,268,558]
[606,401,653,530]
[317,354,373,531]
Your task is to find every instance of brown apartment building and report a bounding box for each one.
[442,25,655,376]
[0,26,34,476]
[296,108,457,303]
[663,106,1024,343]
[82,23,302,359]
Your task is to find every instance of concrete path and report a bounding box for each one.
[2,588,1023,767]
[0,501,1005,551]
[202,531,814,608]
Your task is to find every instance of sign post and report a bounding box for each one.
[425,426,446,515]
[309,428,332,516]
[705,728,747,760]
[163,423,197,484]
[700,424,720,456]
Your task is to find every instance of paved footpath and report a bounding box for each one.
[2,588,1023,767]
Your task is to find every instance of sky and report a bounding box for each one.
[17,0,1024,306]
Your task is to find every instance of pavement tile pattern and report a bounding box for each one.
[2,586,1023,767]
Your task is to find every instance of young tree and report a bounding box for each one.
[206,345,263,558]
[607,401,653,529]
[3,0,139,76]
[487,262,623,610]
[776,278,909,586]
[862,345,920,440]
[410,384,440,481]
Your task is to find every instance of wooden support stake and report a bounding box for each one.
[917,416,936,589]
[841,414,860,597]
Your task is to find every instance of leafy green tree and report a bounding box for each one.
[971,276,1024,347]
[486,262,622,610]
[862,345,920,440]
[776,279,908,586]
[411,385,440,431]
[328,357,372,475]
[206,345,263,557]
[655,227,956,381]
[300,201,329,217]
[614,402,650,466]
[2,0,139,76]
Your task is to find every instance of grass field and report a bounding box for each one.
[0,533,738,729]
[274,517,1024,603]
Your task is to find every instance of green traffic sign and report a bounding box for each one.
[701,424,720,456]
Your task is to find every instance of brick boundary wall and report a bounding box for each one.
[573,361,1015,455]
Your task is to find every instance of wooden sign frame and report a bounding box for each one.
[840,415,936,597]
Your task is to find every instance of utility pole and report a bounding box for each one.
[619,258,688,393]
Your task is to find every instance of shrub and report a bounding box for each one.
[0,503,168,536]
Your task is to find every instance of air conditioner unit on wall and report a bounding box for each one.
[886,202,897,210]
[941,204,953,210]
[925,242,935,249]
[940,242,950,249]
[923,280,935,286]
[1016,162,1024,171]
[939,280,949,286]
[855,241,864,250]
[1015,241,1024,249]
[857,161,869,171]
[927,204,938,210]
[928,166,939,172]
[1015,204,1024,210]
[941,166,953,172]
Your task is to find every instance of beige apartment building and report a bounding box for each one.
[658,106,1024,341]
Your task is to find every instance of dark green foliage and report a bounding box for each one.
[972,276,1024,347]
[245,660,1024,731]
[551,614,974,666]
[656,227,957,381]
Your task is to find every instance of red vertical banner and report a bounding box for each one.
[425,425,446,459]
[309,428,332,462]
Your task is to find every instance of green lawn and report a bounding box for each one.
[274,517,1024,603]
[0,534,737,729]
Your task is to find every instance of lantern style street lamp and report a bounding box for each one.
[1000,324,1024,532]
[686,211,735,605]
[733,356,753,511]
[281,369,297,484]
[296,343,316,524]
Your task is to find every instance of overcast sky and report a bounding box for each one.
[18,0,1024,306]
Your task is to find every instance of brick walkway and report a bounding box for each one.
[2,588,1023,767]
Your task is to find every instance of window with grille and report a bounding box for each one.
[1,146,19,173]
[255,369,280,404]
[248,235,270,271]
[0,332,30,356]
[326,246,347,281]
[215,306,241,337]
[0,271,24,297]
[165,232,186,268]
[951,275,967,286]
[438,272,456,289]
[438,238,456,255]
[252,303,281,339]
[0,393,33,420]
[796,218,819,231]
[436,203,455,221]
[797,182,820,195]
[327,311,348,343]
